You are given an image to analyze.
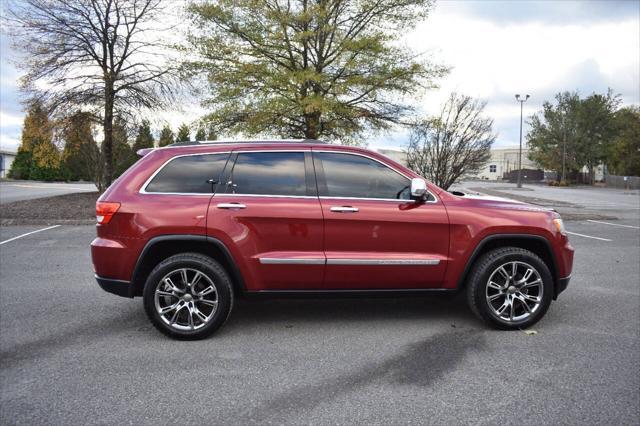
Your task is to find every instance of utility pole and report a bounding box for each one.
[515,94,530,188]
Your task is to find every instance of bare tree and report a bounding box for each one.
[407,93,495,190]
[6,0,178,188]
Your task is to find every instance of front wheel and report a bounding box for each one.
[466,247,553,330]
[143,253,234,340]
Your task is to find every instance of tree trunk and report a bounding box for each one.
[103,81,114,188]
[304,111,321,140]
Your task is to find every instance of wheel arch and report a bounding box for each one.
[130,235,246,298]
[457,234,561,298]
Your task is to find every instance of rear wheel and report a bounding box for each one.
[466,247,553,330]
[143,253,233,340]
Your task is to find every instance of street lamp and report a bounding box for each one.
[515,94,530,188]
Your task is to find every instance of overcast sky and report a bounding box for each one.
[1,0,638,152]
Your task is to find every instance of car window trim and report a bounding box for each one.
[139,151,231,195]
[312,150,437,203]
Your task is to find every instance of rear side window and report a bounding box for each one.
[145,153,228,193]
[226,152,307,196]
[315,152,411,199]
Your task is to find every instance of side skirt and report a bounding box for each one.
[243,288,458,299]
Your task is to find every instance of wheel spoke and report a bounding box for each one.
[515,295,532,313]
[187,307,195,330]
[193,307,209,323]
[198,299,218,308]
[488,293,504,302]
[190,271,203,288]
[156,290,176,298]
[498,267,510,281]
[196,285,215,297]
[169,305,183,324]
[521,268,534,283]
[511,262,518,278]
[488,281,503,291]
[509,297,516,320]
[521,293,540,303]
[159,302,180,315]
[180,269,189,286]
[523,279,542,289]
[164,277,182,293]
[496,299,510,316]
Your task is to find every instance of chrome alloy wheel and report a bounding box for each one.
[485,261,543,323]
[154,268,218,331]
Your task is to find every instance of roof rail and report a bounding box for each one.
[167,138,326,147]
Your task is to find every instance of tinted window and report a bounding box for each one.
[316,152,410,199]
[227,152,307,196]
[145,154,228,193]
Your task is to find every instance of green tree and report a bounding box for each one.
[184,0,446,142]
[111,118,137,178]
[133,119,155,152]
[195,126,206,141]
[607,106,640,176]
[9,101,61,181]
[527,90,619,183]
[158,125,175,147]
[176,123,191,142]
[61,111,100,181]
[206,124,217,141]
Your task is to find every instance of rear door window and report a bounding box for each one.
[226,152,308,196]
[145,153,229,194]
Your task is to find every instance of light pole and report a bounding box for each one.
[515,94,530,188]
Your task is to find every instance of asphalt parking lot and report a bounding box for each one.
[1,218,638,425]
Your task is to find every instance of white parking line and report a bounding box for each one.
[0,225,61,245]
[566,231,612,242]
[586,220,640,229]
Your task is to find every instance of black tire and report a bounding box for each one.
[143,253,234,340]
[466,247,553,330]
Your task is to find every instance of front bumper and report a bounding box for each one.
[95,275,132,298]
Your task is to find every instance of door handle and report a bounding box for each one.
[330,206,359,213]
[217,203,246,209]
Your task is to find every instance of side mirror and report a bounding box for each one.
[410,178,427,200]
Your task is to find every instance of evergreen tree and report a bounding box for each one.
[132,119,154,152]
[9,101,61,180]
[111,117,137,178]
[62,111,100,181]
[195,126,206,141]
[206,124,217,141]
[176,123,191,142]
[158,125,175,147]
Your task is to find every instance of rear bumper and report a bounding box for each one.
[555,275,571,298]
[95,275,133,298]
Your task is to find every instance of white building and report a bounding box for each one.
[474,146,539,180]
[0,149,17,178]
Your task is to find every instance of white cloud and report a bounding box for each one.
[370,2,639,148]
[0,111,23,128]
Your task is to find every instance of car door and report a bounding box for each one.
[313,150,450,289]
[207,150,325,291]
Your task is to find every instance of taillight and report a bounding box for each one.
[96,201,121,225]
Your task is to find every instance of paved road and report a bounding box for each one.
[1,218,638,424]
[460,181,640,220]
[0,180,97,204]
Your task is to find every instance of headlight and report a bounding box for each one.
[552,218,566,235]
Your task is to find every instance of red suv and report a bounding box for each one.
[91,140,574,339]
